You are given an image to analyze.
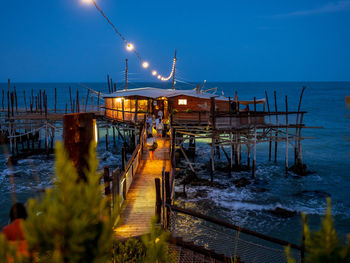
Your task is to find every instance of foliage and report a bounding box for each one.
[171,109,178,114]
[286,198,350,263]
[113,238,146,263]
[184,109,193,113]
[141,217,171,263]
[23,142,114,263]
[1,141,172,263]
[0,233,29,263]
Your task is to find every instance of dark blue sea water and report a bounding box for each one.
[0,81,349,245]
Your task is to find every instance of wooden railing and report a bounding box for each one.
[104,122,147,210]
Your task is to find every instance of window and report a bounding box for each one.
[178,99,187,105]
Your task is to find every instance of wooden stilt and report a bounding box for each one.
[285,96,288,173]
[265,91,272,161]
[274,91,278,163]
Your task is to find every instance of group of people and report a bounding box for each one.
[146,110,166,161]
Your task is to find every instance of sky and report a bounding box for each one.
[0,0,349,82]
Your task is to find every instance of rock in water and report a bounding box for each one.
[269,207,297,218]
[232,177,251,188]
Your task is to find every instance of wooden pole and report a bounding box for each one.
[76,89,80,113]
[265,91,272,161]
[107,74,111,93]
[210,97,216,183]
[7,79,10,118]
[106,127,109,151]
[23,90,27,112]
[14,86,18,114]
[165,171,171,229]
[69,86,73,112]
[295,86,306,165]
[63,113,95,181]
[172,49,177,91]
[252,128,257,178]
[274,91,278,163]
[85,89,90,112]
[285,96,289,173]
[55,87,57,113]
[125,58,128,91]
[155,178,161,223]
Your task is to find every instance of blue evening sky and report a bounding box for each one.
[0,0,349,82]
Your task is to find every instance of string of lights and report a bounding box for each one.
[83,0,175,82]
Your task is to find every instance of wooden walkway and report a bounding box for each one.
[115,137,171,239]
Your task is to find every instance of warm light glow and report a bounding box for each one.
[126,43,134,51]
[81,0,93,4]
[178,99,187,105]
[157,75,161,79]
[142,61,149,68]
[152,70,157,76]
[115,98,122,103]
[93,119,98,144]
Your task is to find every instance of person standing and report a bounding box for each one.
[146,134,157,161]
[156,117,164,138]
[2,203,28,257]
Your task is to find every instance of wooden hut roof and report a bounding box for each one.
[102,87,229,101]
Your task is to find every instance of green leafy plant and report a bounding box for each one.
[23,142,114,263]
[184,109,193,113]
[113,238,146,263]
[141,217,171,263]
[286,198,350,263]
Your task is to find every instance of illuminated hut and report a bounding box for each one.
[103,87,266,128]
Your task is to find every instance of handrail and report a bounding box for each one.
[169,205,302,251]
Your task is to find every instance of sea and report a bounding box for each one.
[0,81,349,246]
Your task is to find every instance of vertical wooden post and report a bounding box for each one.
[125,59,128,91]
[165,171,171,229]
[76,89,80,113]
[265,91,272,161]
[295,86,306,165]
[14,86,18,114]
[55,87,57,113]
[230,132,233,172]
[113,126,116,146]
[69,86,72,112]
[106,127,109,151]
[122,146,126,171]
[63,113,95,181]
[107,74,111,93]
[274,91,278,163]
[155,178,161,224]
[2,89,4,111]
[85,89,90,112]
[210,97,216,183]
[122,99,125,121]
[172,49,177,90]
[161,169,165,227]
[285,96,288,173]
[104,166,111,215]
[247,144,251,168]
[23,90,27,112]
[252,128,257,178]
[135,98,138,123]
[7,79,10,118]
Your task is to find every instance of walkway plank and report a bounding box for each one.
[115,137,170,239]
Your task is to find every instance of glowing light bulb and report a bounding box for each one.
[152,70,157,76]
[157,75,161,79]
[81,0,93,5]
[142,61,149,68]
[126,43,134,51]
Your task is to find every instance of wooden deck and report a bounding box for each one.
[114,137,171,239]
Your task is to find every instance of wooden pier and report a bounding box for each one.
[115,137,171,239]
